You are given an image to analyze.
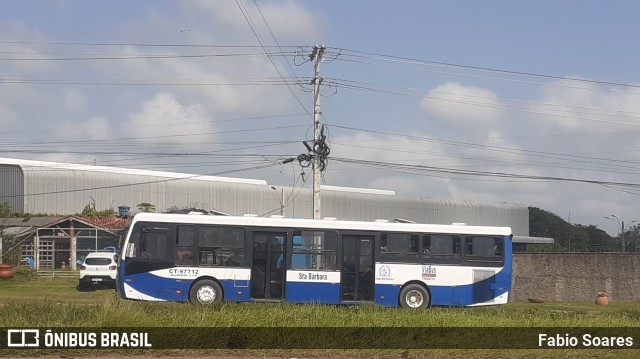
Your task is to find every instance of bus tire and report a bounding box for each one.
[399,284,430,309]
[189,279,223,305]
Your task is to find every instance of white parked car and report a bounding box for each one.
[79,252,118,290]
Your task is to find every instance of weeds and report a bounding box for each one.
[2,277,640,357]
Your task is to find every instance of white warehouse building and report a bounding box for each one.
[0,157,530,236]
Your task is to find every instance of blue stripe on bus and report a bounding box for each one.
[121,273,246,302]
[374,278,509,307]
[123,274,510,305]
[122,272,191,301]
[286,282,341,304]
[220,280,251,302]
[122,273,511,305]
[374,284,401,307]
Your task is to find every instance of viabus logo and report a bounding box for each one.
[7,329,40,347]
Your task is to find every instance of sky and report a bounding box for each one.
[2,1,640,235]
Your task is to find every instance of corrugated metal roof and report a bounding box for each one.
[2,216,121,237]
[0,217,63,227]
[1,226,32,235]
[0,157,267,185]
[321,185,396,196]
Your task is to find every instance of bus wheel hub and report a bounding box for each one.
[197,286,216,303]
[407,291,422,307]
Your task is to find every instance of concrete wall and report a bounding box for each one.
[513,253,640,302]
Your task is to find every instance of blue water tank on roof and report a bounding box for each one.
[117,206,130,218]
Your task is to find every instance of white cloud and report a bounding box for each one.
[126,92,214,146]
[0,103,18,126]
[529,79,640,131]
[0,20,58,73]
[63,90,87,115]
[191,0,321,42]
[421,82,503,130]
[58,116,110,141]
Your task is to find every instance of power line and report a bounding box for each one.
[328,47,640,90]
[331,157,640,189]
[0,124,308,146]
[329,124,640,171]
[0,51,297,62]
[0,75,311,86]
[235,0,313,118]
[0,113,307,135]
[330,141,640,176]
[0,41,297,48]
[5,40,636,90]
[328,79,640,128]
[330,78,640,120]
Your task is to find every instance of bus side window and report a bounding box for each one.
[379,233,419,263]
[466,236,502,258]
[140,234,148,257]
[176,226,195,266]
[197,226,245,267]
[380,236,388,252]
[138,232,168,260]
[410,236,418,253]
[494,239,503,256]
[291,231,337,270]
[466,241,473,255]
[428,235,456,254]
[422,236,430,254]
[126,233,138,258]
[199,250,215,265]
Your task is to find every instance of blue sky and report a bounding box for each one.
[2,1,640,235]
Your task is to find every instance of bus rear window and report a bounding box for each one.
[464,236,503,258]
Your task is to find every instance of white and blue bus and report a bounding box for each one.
[118,213,512,308]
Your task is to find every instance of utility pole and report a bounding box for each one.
[311,45,325,220]
[605,215,639,252]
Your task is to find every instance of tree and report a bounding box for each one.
[624,225,640,252]
[0,202,12,217]
[79,197,115,217]
[137,202,156,213]
[529,207,613,252]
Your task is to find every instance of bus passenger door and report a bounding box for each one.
[251,232,286,300]
[341,235,374,302]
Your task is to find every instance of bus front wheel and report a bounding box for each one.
[189,279,223,305]
[399,284,430,309]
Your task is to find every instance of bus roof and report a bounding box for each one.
[130,213,512,236]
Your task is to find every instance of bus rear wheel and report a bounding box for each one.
[399,284,430,309]
[190,280,223,305]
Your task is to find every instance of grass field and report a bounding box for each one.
[1,269,639,358]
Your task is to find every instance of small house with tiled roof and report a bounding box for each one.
[1,215,130,270]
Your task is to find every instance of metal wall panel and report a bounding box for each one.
[0,165,24,212]
[19,168,281,217]
[2,159,528,235]
[318,191,529,235]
